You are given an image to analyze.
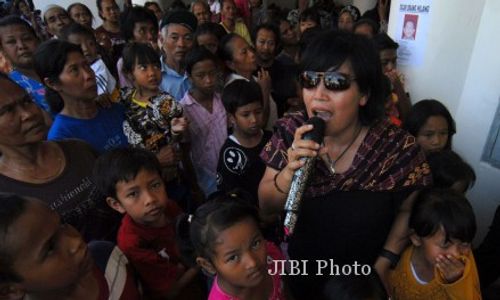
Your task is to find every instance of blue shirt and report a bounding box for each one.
[159,57,191,102]
[48,104,129,153]
[8,69,51,114]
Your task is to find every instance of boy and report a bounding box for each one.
[93,147,201,299]
[61,22,118,99]
[217,79,272,204]
[181,47,227,197]
[0,193,141,299]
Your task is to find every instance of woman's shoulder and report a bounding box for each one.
[275,111,307,133]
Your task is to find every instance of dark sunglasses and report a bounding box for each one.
[299,71,355,91]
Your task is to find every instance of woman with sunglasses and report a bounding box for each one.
[258,31,432,298]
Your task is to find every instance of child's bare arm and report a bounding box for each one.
[163,266,200,299]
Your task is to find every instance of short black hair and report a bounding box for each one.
[93,147,162,199]
[60,22,95,41]
[353,18,379,36]
[0,15,38,44]
[0,193,29,283]
[299,7,320,25]
[410,188,477,243]
[427,150,476,191]
[34,39,82,114]
[195,21,226,41]
[222,79,263,114]
[373,32,399,51]
[252,23,281,47]
[219,33,240,63]
[121,42,160,75]
[300,30,385,126]
[403,99,456,150]
[185,46,218,75]
[120,6,158,42]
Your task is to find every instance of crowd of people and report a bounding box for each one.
[0,0,498,299]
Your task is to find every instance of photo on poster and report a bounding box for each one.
[402,14,419,40]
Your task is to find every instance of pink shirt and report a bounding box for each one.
[208,242,285,300]
[180,92,227,193]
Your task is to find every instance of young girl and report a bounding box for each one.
[388,188,481,299]
[177,193,286,299]
[404,99,456,153]
[0,194,141,299]
[180,47,227,197]
[117,6,159,88]
[120,42,201,212]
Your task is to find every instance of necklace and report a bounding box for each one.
[325,125,363,175]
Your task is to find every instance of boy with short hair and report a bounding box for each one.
[217,79,272,204]
[93,147,201,299]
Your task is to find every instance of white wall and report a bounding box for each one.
[388,0,500,243]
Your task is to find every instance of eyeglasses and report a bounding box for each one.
[299,71,355,91]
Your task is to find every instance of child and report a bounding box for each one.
[404,99,456,154]
[299,8,320,35]
[61,22,118,100]
[373,33,411,126]
[181,47,227,197]
[427,150,476,193]
[0,193,141,299]
[117,6,159,88]
[93,147,202,299]
[217,79,272,204]
[176,193,286,299]
[119,42,200,212]
[388,188,481,299]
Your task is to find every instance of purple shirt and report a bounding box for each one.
[180,91,227,195]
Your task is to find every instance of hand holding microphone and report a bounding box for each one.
[283,117,325,237]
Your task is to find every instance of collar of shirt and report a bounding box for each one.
[160,56,186,79]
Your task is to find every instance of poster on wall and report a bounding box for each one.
[396,0,432,66]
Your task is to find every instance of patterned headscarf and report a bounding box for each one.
[340,5,361,22]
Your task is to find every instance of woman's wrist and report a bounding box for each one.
[273,170,288,194]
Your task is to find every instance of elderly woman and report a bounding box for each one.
[0,73,120,241]
[220,33,278,130]
[258,31,432,298]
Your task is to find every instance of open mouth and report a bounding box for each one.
[313,110,332,122]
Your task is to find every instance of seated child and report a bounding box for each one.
[0,193,141,299]
[176,193,286,300]
[388,188,481,299]
[427,150,476,193]
[217,79,272,204]
[404,99,456,154]
[181,47,227,198]
[61,22,118,100]
[93,147,201,299]
[119,42,200,212]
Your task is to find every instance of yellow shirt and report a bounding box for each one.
[388,246,482,300]
[220,20,253,46]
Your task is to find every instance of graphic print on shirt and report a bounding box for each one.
[223,147,248,175]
